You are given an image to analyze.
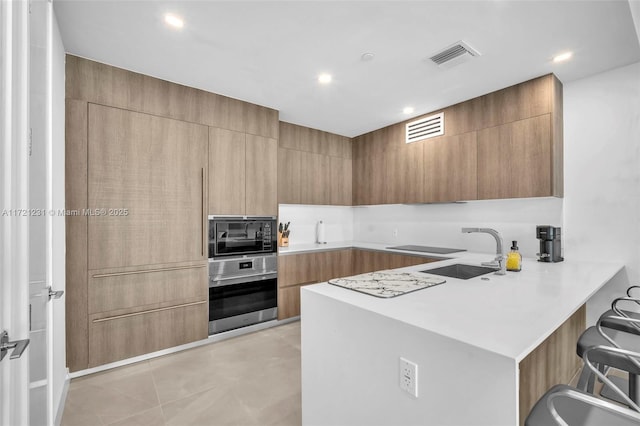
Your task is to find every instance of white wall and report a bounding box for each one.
[278,204,354,245]
[563,61,640,325]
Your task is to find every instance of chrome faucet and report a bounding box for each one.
[461,227,506,275]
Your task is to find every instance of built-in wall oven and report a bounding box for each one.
[208,216,278,335]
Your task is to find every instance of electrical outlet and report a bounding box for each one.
[399,357,418,397]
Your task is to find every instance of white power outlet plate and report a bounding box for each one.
[399,357,418,397]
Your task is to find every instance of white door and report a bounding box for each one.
[1,0,32,425]
[29,0,54,424]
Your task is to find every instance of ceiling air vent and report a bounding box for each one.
[429,40,481,68]
[406,112,444,144]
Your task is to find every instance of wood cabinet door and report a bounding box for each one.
[477,114,552,200]
[352,147,385,206]
[424,132,478,202]
[246,134,278,215]
[329,156,352,206]
[209,127,245,215]
[319,249,353,282]
[278,148,302,204]
[278,253,320,288]
[278,286,302,320]
[384,144,424,204]
[87,104,208,270]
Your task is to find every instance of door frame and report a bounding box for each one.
[1,0,32,424]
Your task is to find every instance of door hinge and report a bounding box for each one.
[28,128,32,157]
[0,331,30,361]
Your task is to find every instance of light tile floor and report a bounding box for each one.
[61,322,301,426]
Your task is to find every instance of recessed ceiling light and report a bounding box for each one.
[553,51,573,63]
[403,107,415,115]
[318,73,332,84]
[164,13,184,29]
[361,53,375,61]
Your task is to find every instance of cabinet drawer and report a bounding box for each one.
[88,301,207,367]
[88,264,207,314]
[278,253,320,288]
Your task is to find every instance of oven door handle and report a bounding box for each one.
[210,272,277,288]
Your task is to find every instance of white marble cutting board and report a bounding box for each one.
[328,270,446,298]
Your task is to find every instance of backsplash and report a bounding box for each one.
[279,198,562,258]
[278,204,354,245]
[354,198,563,258]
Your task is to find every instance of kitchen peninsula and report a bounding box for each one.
[300,248,623,426]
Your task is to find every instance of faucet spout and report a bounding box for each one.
[461,227,506,275]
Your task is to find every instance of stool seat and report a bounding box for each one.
[602,309,640,335]
[526,384,640,426]
[577,327,640,375]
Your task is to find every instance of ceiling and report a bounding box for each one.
[54,1,640,137]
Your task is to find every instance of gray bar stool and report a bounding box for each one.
[526,345,640,426]
[576,303,640,403]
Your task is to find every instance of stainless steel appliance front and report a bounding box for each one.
[208,215,276,259]
[208,254,278,335]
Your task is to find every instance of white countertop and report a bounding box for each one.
[278,240,464,258]
[302,247,623,362]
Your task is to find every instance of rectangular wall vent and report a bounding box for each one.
[429,40,481,68]
[406,112,444,143]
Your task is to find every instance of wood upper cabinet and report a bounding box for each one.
[477,114,553,200]
[246,134,278,215]
[87,104,208,270]
[330,156,352,206]
[209,131,277,216]
[424,132,478,202]
[352,73,563,204]
[278,122,352,206]
[209,128,246,214]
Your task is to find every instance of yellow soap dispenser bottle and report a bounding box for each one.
[506,241,522,272]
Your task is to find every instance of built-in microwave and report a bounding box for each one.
[208,216,277,259]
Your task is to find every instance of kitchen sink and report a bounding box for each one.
[419,264,498,280]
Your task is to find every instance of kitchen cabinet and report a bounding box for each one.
[66,55,280,372]
[278,249,353,320]
[477,114,553,200]
[209,128,246,215]
[209,131,278,216]
[278,122,352,206]
[277,248,438,319]
[246,134,278,215]
[87,104,208,270]
[352,73,563,205]
[351,249,438,275]
[423,132,478,202]
[88,299,207,367]
[329,156,352,206]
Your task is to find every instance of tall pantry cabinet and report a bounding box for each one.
[65,56,278,371]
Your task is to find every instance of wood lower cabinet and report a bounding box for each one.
[209,128,246,214]
[352,249,439,275]
[278,249,440,319]
[518,305,585,426]
[423,132,478,202]
[477,114,554,200]
[88,300,207,367]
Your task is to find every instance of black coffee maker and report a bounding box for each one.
[536,225,564,262]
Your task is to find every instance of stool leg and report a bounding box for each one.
[576,363,593,392]
[630,373,640,405]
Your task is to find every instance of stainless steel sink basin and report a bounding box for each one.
[419,264,498,280]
